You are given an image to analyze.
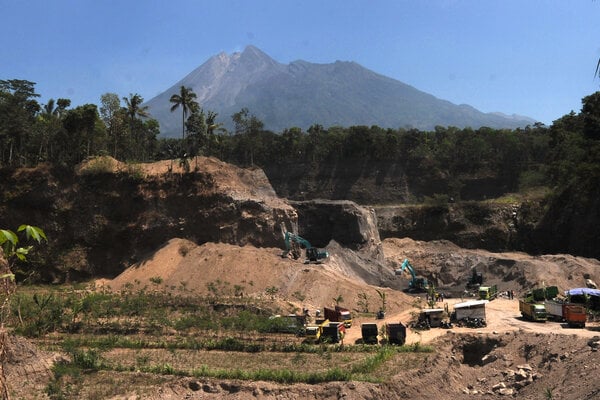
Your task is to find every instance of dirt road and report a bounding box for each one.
[344,298,600,345]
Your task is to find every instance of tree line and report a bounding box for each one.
[1,78,599,199]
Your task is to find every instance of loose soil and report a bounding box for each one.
[8,238,600,399]
[5,158,600,399]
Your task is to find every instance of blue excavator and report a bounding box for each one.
[281,231,329,264]
[395,258,430,292]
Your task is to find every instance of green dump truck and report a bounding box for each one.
[479,285,498,301]
[519,300,547,322]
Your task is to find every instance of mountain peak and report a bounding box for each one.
[145,46,536,136]
[236,45,279,67]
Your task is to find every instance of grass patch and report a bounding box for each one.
[12,283,435,396]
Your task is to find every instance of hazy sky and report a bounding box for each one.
[2,0,599,126]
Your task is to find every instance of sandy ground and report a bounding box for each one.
[6,157,600,399]
[343,297,600,345]
[95,236,600,351]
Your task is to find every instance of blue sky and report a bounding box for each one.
[2,0,599,126]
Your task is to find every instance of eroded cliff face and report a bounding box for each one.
[0,156,594,283]
[374,201,545,253]
[291,200,383,262]
[0,158,299,280]
[263,160,514,204]
[0,157,389,282]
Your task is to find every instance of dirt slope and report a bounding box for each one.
[99,238,414,315]
[5,157,600,399]
[383,237,600,297]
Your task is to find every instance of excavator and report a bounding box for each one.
[395,258,430,292]
[281,231,329,264]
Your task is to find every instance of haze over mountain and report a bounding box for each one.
[145,46,536,137]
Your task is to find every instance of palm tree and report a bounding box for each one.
[123,93,149,160]
[170,86,198,140]
[123,93,149,134]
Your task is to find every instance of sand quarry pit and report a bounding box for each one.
[5,156,600,399]
[99,236,600,322]
[88,237,600,400]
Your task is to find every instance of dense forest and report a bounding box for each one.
[1,79,599,204]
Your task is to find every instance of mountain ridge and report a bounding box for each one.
[145,46,536,136]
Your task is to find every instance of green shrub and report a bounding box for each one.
[78,156,116,175]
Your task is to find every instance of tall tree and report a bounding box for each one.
[231,107,264,165]
[61,104,103,164]
[100,93,124,158]
[36,98,70,161]
[0,79,40,165]
[123,93,149,160]
[169,86,198,140]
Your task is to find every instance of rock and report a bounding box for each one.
[188,380,201,391]
[588,338,600,349]
[514,369,529,381]
[202,383,219,393]
[516,363,532,371]
[498,388,515,396]
[492,382,507,391]
[482,354,497,364]
[586,278,597,289]
[513,381,525,390]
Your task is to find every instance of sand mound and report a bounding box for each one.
[99,238,415,314]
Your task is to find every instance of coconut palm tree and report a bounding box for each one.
[123,93,149,160]
[123,93,149,135]
[169,86,198,140]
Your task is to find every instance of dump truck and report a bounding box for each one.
[544,300,586,328]
[519,300,547,322]
[385,322,407,345]
[543,300,564,321]
[563,304,587,328]
[479,285,498,301]
[321,321,346,343]
[360,323,379,344]
[527,286,559,302]
[324,306,352,328]
[304,319,330,343]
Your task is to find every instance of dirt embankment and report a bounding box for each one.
[3,157,600,400]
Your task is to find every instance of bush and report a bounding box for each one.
[78,156,116,175]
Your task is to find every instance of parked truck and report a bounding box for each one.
[304,319,330,343]
[479,285,498,301]
[321,321,346,343]
[525,286,559,303]
[544,300,586,328]
[324,306,353,328]
[564,304,587,328]
[360,323,379,344]
[519,300,547,322]
[385,322,407,345]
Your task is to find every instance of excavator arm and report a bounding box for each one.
[281,231,329,263]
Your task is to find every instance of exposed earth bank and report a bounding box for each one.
[3,157,600,399]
